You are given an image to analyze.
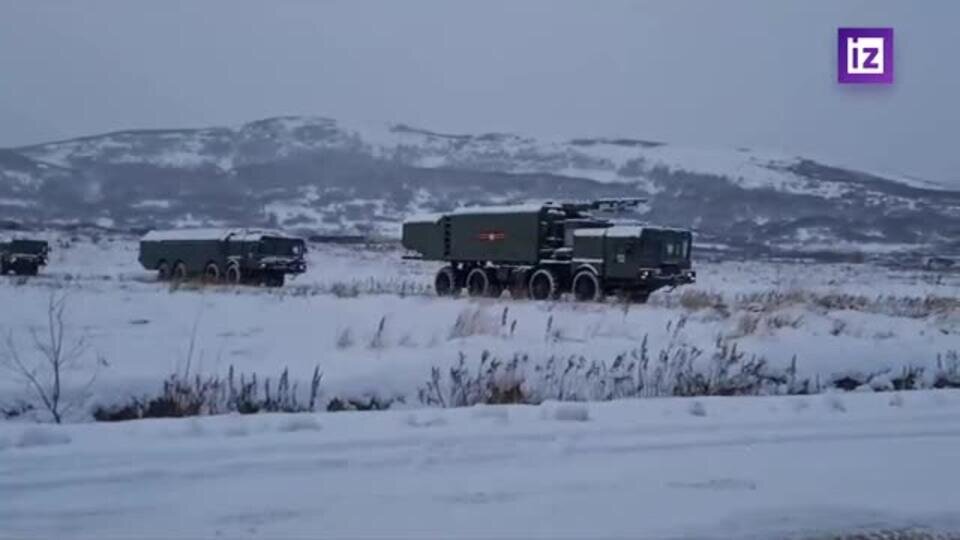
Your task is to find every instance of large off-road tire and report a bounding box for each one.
[172,261,188,281]
[203,262,221,283]
[466,268,501,298]
[156,260,171,281]
[572,270,602,302]
[434,266,460,297]
[466,268,488,297]
[528,268,560,301]
[225,263,242,285]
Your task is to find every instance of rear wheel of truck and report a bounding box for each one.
[529,268,560,301]
[466,268,501,298]
[572,270,601,302]
[172,261,188,281]
[156,261,171,281]
[434,266,459,297]
[203,262,221,283]
[466,268,488,297]
[225,263,242,285]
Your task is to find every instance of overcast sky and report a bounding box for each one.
[1,0,958,185]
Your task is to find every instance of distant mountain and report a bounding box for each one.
[2,116,958,257]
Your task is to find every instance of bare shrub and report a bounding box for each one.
[419,336,807,409]
[830,318,848,336]
[330,282,360,298]
[93,365,323,421]
[324,277,430,298]
[1,293,105,423]
[732,314,760,337]
[891,365,925,390]
[448,307,501,340]
[688,401,707,417]
[934,350,960,389]
[335,327,354,349]
[326,395,399,412]
[766,313,804,331]
[368,316,388,349]
[678,289,726,312]
[419,351,531,408]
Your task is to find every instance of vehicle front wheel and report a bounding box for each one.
[572,270,601,302]
[264,272,285,287]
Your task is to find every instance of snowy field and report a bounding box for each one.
[3,391,960,538]
[2,234,960,538]
[0,233,958,421]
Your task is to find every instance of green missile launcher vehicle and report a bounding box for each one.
[402,199,695,302]
[139,228,307,287]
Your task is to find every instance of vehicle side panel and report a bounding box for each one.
[447,211,542,264]
[139,240,226,274]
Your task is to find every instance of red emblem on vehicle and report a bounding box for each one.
[477,231,506,242]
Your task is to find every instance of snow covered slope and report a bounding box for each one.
[2,391,960,539]
[3,116,959,255]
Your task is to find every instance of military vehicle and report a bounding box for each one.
[0,239,49,276]
[402,200,695,302]
[139,229,307,286]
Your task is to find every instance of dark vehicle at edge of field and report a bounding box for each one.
[139,229,306,287]
[402,200,695,303]
[0,239,49,276]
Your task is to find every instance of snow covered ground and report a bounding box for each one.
[0,234,958,421]
[1,234,959,538]
[2,391,960,539]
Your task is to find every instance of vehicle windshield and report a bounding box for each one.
[259,237,305,257]
[662,234,690,260]
[643,230,690,260]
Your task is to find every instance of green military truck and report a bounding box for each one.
[0,239,49,276]
[139,229,307,287]
[402,200,695,302]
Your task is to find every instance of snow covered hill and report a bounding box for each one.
[2,116,959,256]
